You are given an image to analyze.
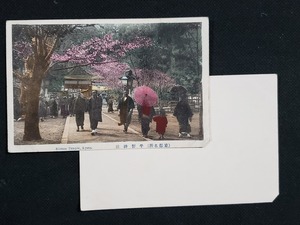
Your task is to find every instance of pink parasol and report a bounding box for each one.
[133,85,158,107]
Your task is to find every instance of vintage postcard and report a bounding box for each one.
[6,17,209,152]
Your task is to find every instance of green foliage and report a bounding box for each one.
[121,23,202,94]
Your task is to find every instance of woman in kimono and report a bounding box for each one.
[173,94,193,138]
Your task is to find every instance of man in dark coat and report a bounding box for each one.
[74,93,86,132]
[173,94,193,138]
[87,91,103,135]
[49,97,58,118]
[117,90,135,133]
[60,96,68,118]
[68,95,75,117]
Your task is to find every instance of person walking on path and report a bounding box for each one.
[49,96,58,118]
[107,96,114,113]
[68,95,75,117]
[173,94,193,138]
[137,103,156,138]
[60,96,68,118]
[87,90,103,135]
[153,108,168,139]
[117,91,135,133]
[39,97,47,122]
[74,93,86,132]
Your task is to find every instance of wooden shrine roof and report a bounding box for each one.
[63,67,103,89]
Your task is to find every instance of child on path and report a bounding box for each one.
[153,108,168,140]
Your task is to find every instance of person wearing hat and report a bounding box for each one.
[87,90,103,135]
[117,90,135,133]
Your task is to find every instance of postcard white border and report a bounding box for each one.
[6,17,210,153]
[79,74,279,211]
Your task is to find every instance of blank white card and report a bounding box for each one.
[80,74,279,211]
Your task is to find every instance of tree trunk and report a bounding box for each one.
[23,74,42,141]
[19,83,27,116]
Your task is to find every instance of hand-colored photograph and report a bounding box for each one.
[6,17,209,152]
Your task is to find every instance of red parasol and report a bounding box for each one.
[133,85,158,107]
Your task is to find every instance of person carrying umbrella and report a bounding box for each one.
[133,85,158,138]
[173,94,193,138]
[117,90,135,133]
[137,98,156,138]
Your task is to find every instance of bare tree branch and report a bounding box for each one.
[13,70,31,84]
[45,34,60,61]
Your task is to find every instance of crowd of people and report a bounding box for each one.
[14,90,194,139]
[115,90,194,139]
[38,95,71,120]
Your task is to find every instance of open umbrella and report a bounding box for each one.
[133,85,158,107]
[169,85,187,94]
